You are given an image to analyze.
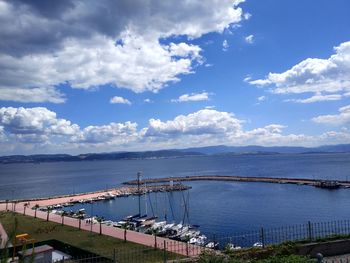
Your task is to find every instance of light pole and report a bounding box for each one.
[90,202,93,233]
[137,171,142,216]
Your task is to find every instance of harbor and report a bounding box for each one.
[0,181,210,256]
[27,183,218,249]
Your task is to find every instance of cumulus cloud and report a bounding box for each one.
[73,122,138,144]
[171,92,211,102]
[0,0,245,103]
[142,109,243,138]
[244,34,254,44]
[312,105,350,125]
[0,107,80,145]
[0,106,139,153]
[249,41,350,102]
[110,96,131,105]
[1,107,349,154]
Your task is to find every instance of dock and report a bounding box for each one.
[123,175,349,189]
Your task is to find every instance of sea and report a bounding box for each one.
[1,153,350,238]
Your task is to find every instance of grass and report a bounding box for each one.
[0,212,184,263]
[197,252,315,263]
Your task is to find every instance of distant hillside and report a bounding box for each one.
[0,150,203,164]
[177,144,350,155]
[1,144,349,164]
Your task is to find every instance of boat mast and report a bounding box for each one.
[137,171,142,215]
[144,182,148,216]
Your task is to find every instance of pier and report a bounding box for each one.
[123,175,349,189]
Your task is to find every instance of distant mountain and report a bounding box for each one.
[1,144,349,164]
[0,150,203,164]
[177,144,350,155]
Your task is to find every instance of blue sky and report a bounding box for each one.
[0,0,349,154]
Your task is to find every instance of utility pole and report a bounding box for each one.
[137,171,142,215]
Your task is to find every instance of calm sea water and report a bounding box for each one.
[1,153,350,237]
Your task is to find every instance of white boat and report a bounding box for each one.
[253,242,263,248]
[189,235,207,246]
[226,243,242,251]
[205,241,219,249]
[151,221,166,230]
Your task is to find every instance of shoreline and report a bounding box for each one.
[0,183,191,206]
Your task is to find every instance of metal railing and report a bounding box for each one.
[215,219,350,249]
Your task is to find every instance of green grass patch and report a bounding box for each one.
[0,212,184,263]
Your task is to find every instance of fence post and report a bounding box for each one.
[260,227,265,248]
[186,242,189,256]
[163,240,167,263]
[308,221,313,241]
[79,218,81,230]
[113,248,116,263]
[99,221,102,235]
[62,215,64,226]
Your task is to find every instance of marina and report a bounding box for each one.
[28,184,215,248]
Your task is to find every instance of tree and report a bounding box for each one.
[23,203,29,215]
[61,214,65,226]
[33,204,40,218]
[46,207,52,221]
[97,216,104,235]
[151,229,158,249]
[121,223,128,242]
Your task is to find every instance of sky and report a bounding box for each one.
[0,0,350,155]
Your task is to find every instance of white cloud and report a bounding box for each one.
[73,122,138,144]
[243,13,252,20]
[110,96,131,105]
[142,109,243,138]
[249,41,350,102]
[0,87,65,104]
[222,40,229,51]
[205,105,216,109]
[312,105,350,125]
[287,93,342,104]
[0,107,79,144]
[0,0,245,103]
[243,76,252,82]
[257,96,266,102]
[171,92,211,102]
[144,99,153,103]
[245,34,254,44]
[1,107,350,155]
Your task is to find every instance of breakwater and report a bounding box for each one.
[123,175,350,189]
